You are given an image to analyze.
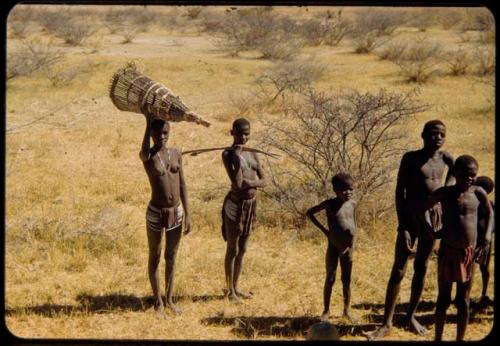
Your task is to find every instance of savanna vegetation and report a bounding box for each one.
[6,4,494,341]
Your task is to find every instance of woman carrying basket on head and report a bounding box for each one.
[109,63,208,318]
[139,104,191,318]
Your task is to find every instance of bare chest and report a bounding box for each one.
[418,157,446,181]
[327,202,355,226]
[456,192,480,216]
[147,149,181,177]
[239,152,259,172]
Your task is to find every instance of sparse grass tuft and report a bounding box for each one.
[54,20,97,46]
[7,39,65,81]
[376,40,408,61]
[299,10,350,46]
[444,49,471,76]
[184,6,204,20]
[393,39,443,83]
[474,46,495,76]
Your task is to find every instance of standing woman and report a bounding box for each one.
[221,118,266,303]
[139,107,191,318]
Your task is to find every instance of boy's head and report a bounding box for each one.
[230,118,251,145]
[454,155,478,189]
[150,119,170,147]
[474,176,494,194]
[331,173,354,201]
[421,120,446,150]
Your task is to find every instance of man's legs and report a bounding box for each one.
[164,225,183,315]
[233,232,252,298]
[147,228,165,316]
[406,236,435,334]
[367,231,411,340]
[322,243,339,321]
[435,280,453,341]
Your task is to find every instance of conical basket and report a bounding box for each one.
[109,63,211,127]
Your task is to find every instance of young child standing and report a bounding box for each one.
[306,173,357,323]
[473,175,495,307]
[422,155,493,341]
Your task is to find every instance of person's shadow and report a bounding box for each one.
[353,299,493,332]
[5,292,226,317]
[201,315,379,338]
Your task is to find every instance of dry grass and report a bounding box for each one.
[6,5,494,342]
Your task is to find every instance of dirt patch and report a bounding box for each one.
[100,33,219,58]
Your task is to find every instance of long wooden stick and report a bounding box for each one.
[182,146,280,159]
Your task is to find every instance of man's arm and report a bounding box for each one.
[178,151,191,235]
[139,107,152,162]
[222,148,243,189]
[242,153,266,189]
[395,153,410,231]
[443,151,455,186]
[421,186,446,211]
[476,187,494,243]
[306,201,329,237]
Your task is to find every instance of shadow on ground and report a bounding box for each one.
[354,298,493,318]
[353,299,437,313]
[200,299,494,339]
[201,315,379,338]
[364,311,493,330]
[5,293,226,317]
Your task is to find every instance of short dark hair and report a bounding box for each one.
[454,155,478,172]
[151,118,169,132]
[331,173,353,190]
[232,118,250,131]
[475,176,494,194]
[422,120,445,135]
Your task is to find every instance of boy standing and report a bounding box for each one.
[306,173,357,322]
[423,155,493,341]
[222,118,266,303]
[473,175,495,307]
[367,120,454,339]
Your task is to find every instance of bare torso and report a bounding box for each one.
[223,149,259,201]
[325,198,357,251]
[403,150,450,204]
[440,186,481,248]
[143,147,182,208]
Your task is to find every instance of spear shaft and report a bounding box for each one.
[182,146,280,159]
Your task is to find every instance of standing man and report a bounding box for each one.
[140,108,191,318]
[222,118,266,303]
[367,120,454,339]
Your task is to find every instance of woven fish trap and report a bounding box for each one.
[109,63,210,127]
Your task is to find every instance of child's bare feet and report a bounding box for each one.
[365,324,391,340]
[228,292,243,304]
[407,316,428,335]
[154,300,168,320]
[166,302,183,316]
[235,289,253,299]
[320,311,330,322]
[342,310,358,324]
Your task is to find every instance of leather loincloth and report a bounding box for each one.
[146,202,183,232]
[221,192,256,241]
[438,242,474,283]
